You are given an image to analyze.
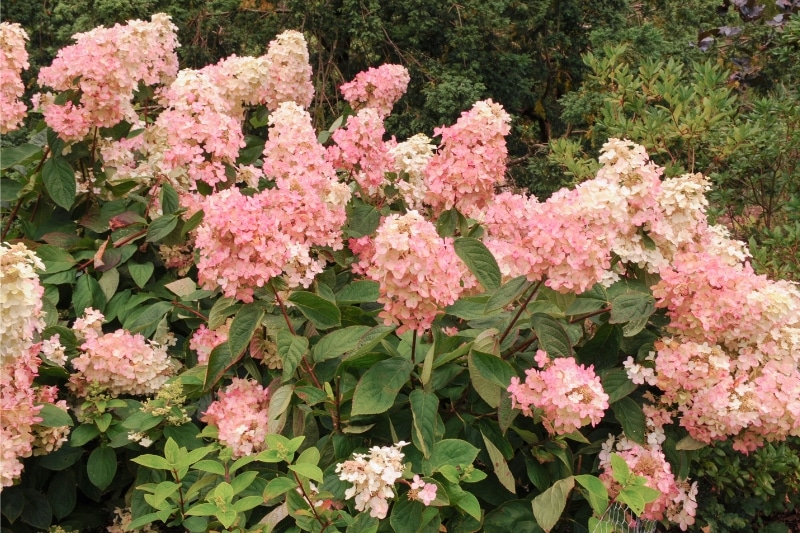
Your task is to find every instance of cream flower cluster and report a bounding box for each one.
[337,443,407,518]
[388,133,436,209]
[0,22,29,133]
[0,243,45,365]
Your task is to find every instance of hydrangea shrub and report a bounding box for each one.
[1,14,799,533]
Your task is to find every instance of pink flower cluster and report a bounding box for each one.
[1,243,67,490]
[37,14,179,141]
[652,249,800,451]
[424,99,511,217]
[339,64,410,117]
[327,108,395,197]
[599,435,698,529]
[189,321,231,364]
[357,211,477,333]
[508,351,609,435]
[195,105,348,301]
[201,378,271,458]
[1,344,45,489]
[70,309,176,397]
[0,22,29,133]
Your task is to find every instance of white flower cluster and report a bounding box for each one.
[336,442,408,519]
[389,133,435,209]
[0,243,45,365]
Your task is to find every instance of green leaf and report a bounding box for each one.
[530,314,573,358]
[610,454,630,485]
[228,303,264,357]
[468,350,515,388]
[36,403,73,427]
[125,301,172,338]
[410,390,438,458]
[485,276,530,313]
[277,330,309,381]
[454,237,501,291]
[351,358,413,416]
[617,487,648,517]
[234,495,264,512]
[263,476,298,501]
[532,476,574,532]
[424,440,480,475]
[193,460,226,475]
[42,155,76,210]
[131,453,173,471]
[601,368,637,403]
[576,323,621,370]
[73,274,107,317]
[21,489,53,530]
[609,293,655,325]
[347,202,380,237]
[35,244,76,273]
[146,214,178,243]
[451,487,482,521]
[313,325,371,363]
[390,498,430,533]
[48,470,77,520]
[1,143,41,169]
[611,397,647,444]
[129,262,154,288]
[288,291,341,329]
[288,463,324,483]
[87,446,117,490]
[335,280,380,304]
[482,432,515,494]
[208,296,240,330]
[160,183,180,215]
[574,475,609,516]
[70,423,100,446]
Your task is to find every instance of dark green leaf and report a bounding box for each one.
[42,156,76,210]
[601,368,638,403]
[424,439,480,474]
[37,403,73,427]
[21,489,52,530]
[611,397,647,444]
[48,470,77,519]
[146,214,178,243]
[410,390,438,458]
[347,202,380,237]
[125,301,172,337]
[454,237,501,291]
[288,291,341,330]
[277,330,309,381]
[73,274,107,316]
[351,358,413,415]
[576,323,621,370]
[208,296,240,330]
[609,293,655,325]
[313,325,371,362]
[469,350,515,388]
[129,262,154,288]
[530,314,573,358]
[335,280,380,304]
[87,446,117,490]
[485,276,530,313]
[160,183,180,215]
[1,143,41,169]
